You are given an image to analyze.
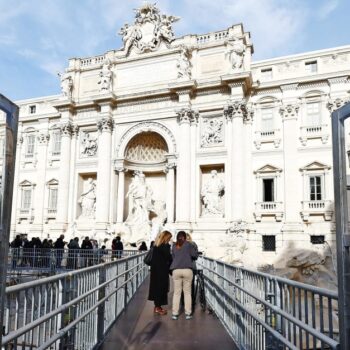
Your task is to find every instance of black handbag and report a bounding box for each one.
[143,247,153,266]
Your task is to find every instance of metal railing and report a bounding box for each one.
[7,248,139,273]
[198,256,340,350]
[2,252,148,349]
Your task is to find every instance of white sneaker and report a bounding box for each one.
[185,314,192,320]
[172,314,178,320]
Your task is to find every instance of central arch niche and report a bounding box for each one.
[123,131,170,224]
[124,131,168,164]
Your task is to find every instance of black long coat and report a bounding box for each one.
[148,243,172,305]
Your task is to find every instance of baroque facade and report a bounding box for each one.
[5,4,350,272]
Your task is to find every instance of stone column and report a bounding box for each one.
[224,100,247,221]
[95,117,113,229]
[33,129,50,235]
[55,122,73,227]
[116,167,126,223]
[280,103,300,224]
[165,163,176,223]
[176,107,197,225]
[68,125,79,223]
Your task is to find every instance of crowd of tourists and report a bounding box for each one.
[148,230,199,321]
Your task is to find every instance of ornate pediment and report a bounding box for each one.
[119,3,179,55]
[300,161,331,171]
[254,164,282,174]
[19,180,35,187]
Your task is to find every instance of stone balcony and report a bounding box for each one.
[17,208,35,223]
[254,129,281,149]
[301,200,333,221]
[299,124,329,146]
[254,201,283,222]
[44,208,57,223]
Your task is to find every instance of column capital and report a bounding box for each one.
[97,117,114,132]
[224,99,247,121]
[327,97,349,112]
[37,132,50,144]
[164,162,177,173]
[72,124,80,138]
[176,107,199,125]
[279,104,299,119]
[115,166,128,173]
[60,121,74,137]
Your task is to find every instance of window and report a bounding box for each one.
[51,130,61,155]
[262,235,276,252]
[263,178,274,202]
[29,105,36,114]
[21,188,32,210]
[26,134,35,157]
[310,235,325,245]
[305,102,321,126]
[309,175,322,201]
[305,61,317,73]
[261,108,274,132]
[48,187,58,210]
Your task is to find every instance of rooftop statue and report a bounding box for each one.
[118,3,179,55]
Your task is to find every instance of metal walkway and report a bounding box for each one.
[99,277,236,350]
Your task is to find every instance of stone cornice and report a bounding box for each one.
[327,97,350,112]
[52,99,76,113]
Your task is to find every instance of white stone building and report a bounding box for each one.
[6,4,350,270]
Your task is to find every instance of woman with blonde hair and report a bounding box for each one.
[148,230,172,315]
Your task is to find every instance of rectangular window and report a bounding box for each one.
[305,102,321,126]
[261,68,272,80]
[262,235,276,252]
[29,105,36,114]
[309,176,322,201]
[261,108,274,132]
[263,178,274,202]
[305,61,317,73]
[21,188,32,209]
[52,130,61,155]
[26,134,35,157]
[310,235,325,245]
[48,187,58,210]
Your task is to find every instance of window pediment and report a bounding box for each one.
[46,179,58,186]
[19,180,35,187]
[254,164,282,174]
[300,161,331,172]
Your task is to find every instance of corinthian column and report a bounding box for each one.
[116,167,126,223]
[95,117,113,229]
[224,100,247,221]
[176,107,198,225]
[55,122,73,226]
[165,163,176,223]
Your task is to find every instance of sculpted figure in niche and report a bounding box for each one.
[201,170,225,217]
[126,171,153,226]
[78,178,96,219]
[58,72,73,99]
[225,35,245,71]
[201,118,223,147]
[177,46,192,80]
[81,132,98,157]
[98,60,112,92]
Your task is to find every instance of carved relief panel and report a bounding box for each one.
[80,130,98,157]
[200,116,224,148]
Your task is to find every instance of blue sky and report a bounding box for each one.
[0,0,349,101]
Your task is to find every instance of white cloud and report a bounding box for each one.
[317,0,339,19]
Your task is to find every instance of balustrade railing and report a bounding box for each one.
[7,248,139,273]
[198,256,339,350]
[2,252,148,350]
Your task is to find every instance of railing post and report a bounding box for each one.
[97,265,106,344]
[124,259,129,308]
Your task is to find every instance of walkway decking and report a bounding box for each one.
[99,277,237,350]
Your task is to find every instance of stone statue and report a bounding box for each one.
[201,118,224,147]
[118,3,179,54]
[81,132,98,157]
[58,72,73,99]
[176,46,192,80]
[225,35,245,71]
[98,60,112,92]
[78,178,96,219]
[201,170,225,216]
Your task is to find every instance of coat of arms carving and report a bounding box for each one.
[119,3,179,55]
